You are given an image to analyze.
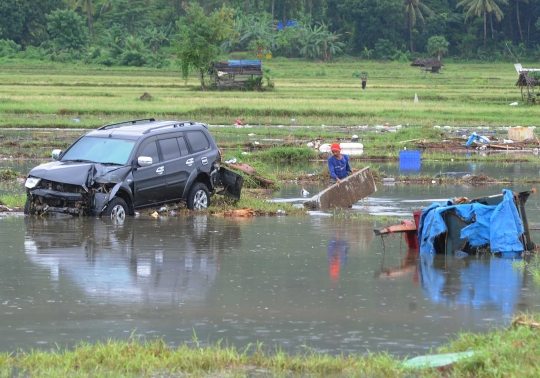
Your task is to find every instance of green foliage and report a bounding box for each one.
[0,39,20,58]
[263,68,274,88]
[427,35,449,59]
[175,3,237,89]
[118,50,147,67]
[245,75,263,91]
[256,147,318,163]
[374,39,397,60]
[46,9,88,51]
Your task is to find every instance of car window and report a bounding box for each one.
[138,141,159,165]
[159,138,181,161]
[177,137,189,156]
[186,131,210,153]
[61,137,136,165]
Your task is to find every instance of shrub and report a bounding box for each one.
[0,39,21,58]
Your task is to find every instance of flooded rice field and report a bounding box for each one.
[1,160,540,356]
[3,213,540,357]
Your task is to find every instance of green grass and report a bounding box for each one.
[0,194,25,208]
[0,60,538,127]
[1,314,540,377]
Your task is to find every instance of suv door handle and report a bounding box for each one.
[186,158,194,166]
[156,166,164,175]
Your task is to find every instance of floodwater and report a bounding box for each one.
[2,161,540,356]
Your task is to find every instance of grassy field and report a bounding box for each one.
[0,59,538,127]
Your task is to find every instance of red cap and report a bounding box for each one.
[330,143,341,152]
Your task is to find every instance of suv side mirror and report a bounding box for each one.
[52,149,63,160]
[138,156,153,167]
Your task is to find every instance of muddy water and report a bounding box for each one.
[2,159,540,355]
[1,196,540,356]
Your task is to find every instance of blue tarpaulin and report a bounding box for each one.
[465,132,490,146]
[418,189,524,256]
[227,60,261,67]
[277,20,298,30]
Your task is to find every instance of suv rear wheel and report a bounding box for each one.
[103,197,128,223]
[187,182,210,210]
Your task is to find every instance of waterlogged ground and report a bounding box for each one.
[1,162,540,356]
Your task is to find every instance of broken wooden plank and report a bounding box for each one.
[304,167,377,210]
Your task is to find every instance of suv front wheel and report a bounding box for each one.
[187,182,210,210]
[103,197,128,222]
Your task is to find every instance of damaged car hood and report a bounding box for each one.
[28,161,130,189]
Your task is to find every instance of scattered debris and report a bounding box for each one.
[512,314,540,329]
[213,208,256,217]
[402,351,476,369]
[223,162,275,186]
[374,189,536,256]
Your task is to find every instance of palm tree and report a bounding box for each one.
[236,12,277,56]
[456,0,508,49]
[67,0,97,37]
[403,0,434,53]
[515,0,529,44]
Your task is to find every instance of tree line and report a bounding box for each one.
[1,0,540,68]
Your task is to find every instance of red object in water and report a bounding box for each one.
[374,210,423,249]
[235,119,243,125]
[401,220,419,249]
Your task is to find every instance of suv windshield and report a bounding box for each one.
[61,137,136,165]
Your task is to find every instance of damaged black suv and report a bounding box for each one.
[24,118,243,220]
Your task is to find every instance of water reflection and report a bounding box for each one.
[23,216,242,305]
[377,248,419,285]
[327,232,349,282]
[419,254,524,316]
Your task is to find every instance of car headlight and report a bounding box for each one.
[25,177,41,189]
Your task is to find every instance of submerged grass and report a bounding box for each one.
[2,313,540,377]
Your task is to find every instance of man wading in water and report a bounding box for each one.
[327,143,356,184]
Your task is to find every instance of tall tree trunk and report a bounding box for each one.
[490,12,494,39]
[283,1,286,28]
[483,9,487,49]
[409,24,414,54]
[527,3,533,46]
[272,0,275,19]
[245,0,249,15]
[198,69,206,90]
[516,0,524,43]
[86,0,93,37]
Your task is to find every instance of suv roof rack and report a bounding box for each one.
[142,121,199,134]
[98,118,156,130]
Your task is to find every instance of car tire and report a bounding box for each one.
[24,198,36,215]
[103,197,128,223]
[187,182,210,210]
